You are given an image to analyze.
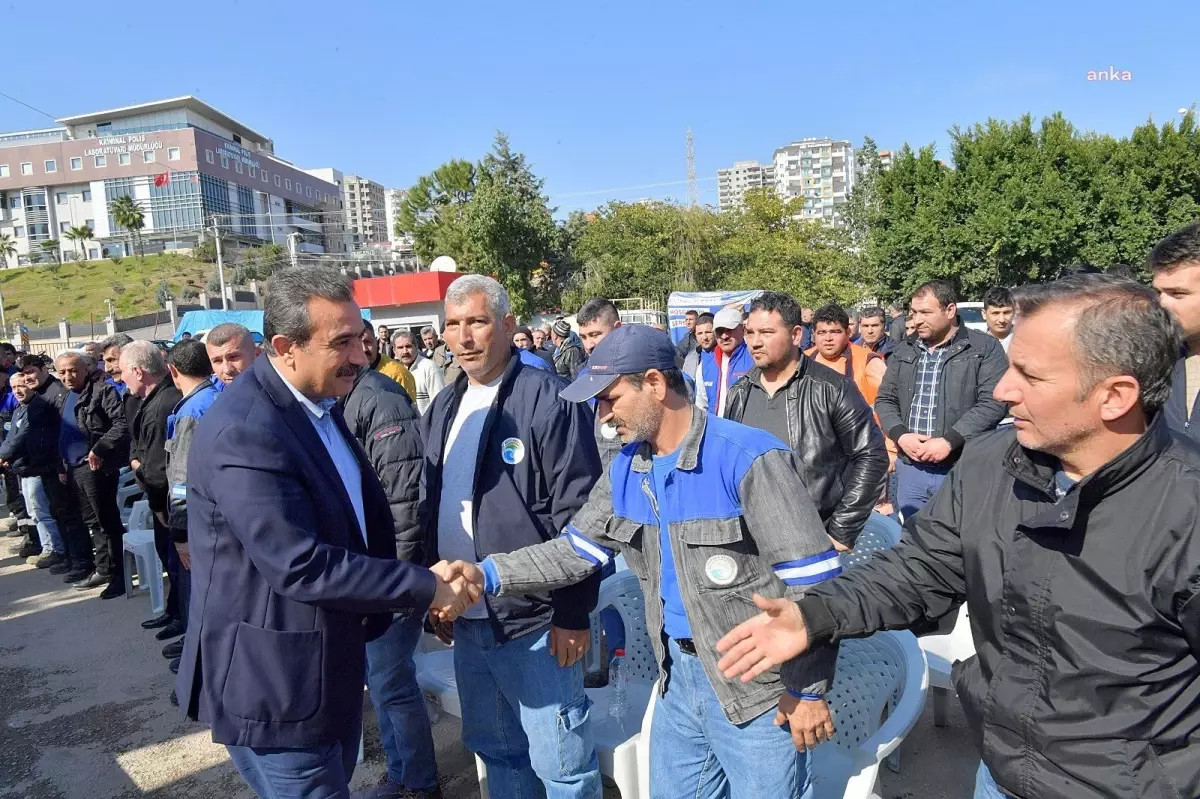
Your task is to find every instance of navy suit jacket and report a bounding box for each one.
[176,356,436,749]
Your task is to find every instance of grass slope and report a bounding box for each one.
[0,254,216,326]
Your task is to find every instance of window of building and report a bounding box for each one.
[285,179,291,190]
[220,155,229,169]
[144,150,155,163]
[261,171,268,183]
[248,166,256,179]
[306,187,312,197]
[85,218,94,229]
[69,157,82,171]
[205,149,214,164]
[20,162,32,176]
[56,191,67,204]
[82,190,91,202]
[59,221,69,233]
[44,159,56,173]
[118,152,132,166]
[0,165,7,178]
[13,226,23,237]
[234,161,243,173]
[88,247,99,259]
[168,147,180,161]
[9,197,19,209]
[95,155,106,167]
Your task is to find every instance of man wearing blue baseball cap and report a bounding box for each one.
[451,323,840,797]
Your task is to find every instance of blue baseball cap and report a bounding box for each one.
[559,324,678,403]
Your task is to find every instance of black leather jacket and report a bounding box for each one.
[724,356,888,547]
[74,371,130,471]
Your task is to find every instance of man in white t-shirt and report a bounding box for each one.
[392,330,444,415]
[418,275,603,799]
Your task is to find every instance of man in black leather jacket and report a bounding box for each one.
[339,365,440,798]
[725,292,888,549]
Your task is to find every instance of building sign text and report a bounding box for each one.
[83,134,163,157]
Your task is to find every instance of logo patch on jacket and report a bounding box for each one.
[501,437,525,465]
[374,424,404,441]
[705,555,739,586]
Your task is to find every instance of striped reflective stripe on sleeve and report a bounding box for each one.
[773,550,842,585]
[559,525,613,567]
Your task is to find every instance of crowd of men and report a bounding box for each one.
[4,221,1200,799]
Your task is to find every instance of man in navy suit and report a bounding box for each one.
[176,266,478,798]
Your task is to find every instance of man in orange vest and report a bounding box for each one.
[805,303,887,406]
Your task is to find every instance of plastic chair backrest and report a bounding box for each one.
[591,570,657,683]
[840,512,902,570]
[128,500,153,532]
[825,629,928,756]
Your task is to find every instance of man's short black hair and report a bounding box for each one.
[695,312,715,326]
[167,339,213,379]
[576,297,620,328]
[362,319,374,334]
[982,286,1014,310]
[860,306,886,324]
[912,280,958,308]
[684,309,698,317]
[812,303,850,329]
[1061,263,1103,276]
[1148,222,1200,273]
[0,343,16,356]
[15,354,43,372]
[1106,264,1136,280]
[748,291,802,329]
[624,367,688,399]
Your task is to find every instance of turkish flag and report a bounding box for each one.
[154,172,170,187]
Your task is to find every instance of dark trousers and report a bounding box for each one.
[4,468,27,520]
[147,487,179,619]
[44,474,92,570]
[70,465,124,581]
[168,543,191,631]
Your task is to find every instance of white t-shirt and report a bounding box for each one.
[437,376,501,618]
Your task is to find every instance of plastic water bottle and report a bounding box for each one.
[608,649,628,724]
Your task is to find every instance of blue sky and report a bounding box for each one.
[2,0,1195,215]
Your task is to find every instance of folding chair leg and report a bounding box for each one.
[932,686,950,728]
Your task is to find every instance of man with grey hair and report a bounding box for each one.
[54,348,129,595]
[205,322,259,388]
[716,274,1200,799]
[178,265,480,798]
[420,273,603,798]
[121,341,184,615]
[393,329,444,415]
[99,333,135,387]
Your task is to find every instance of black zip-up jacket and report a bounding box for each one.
[724,356,889,547]
[797,417,1200,799]
[341,367,424,564]
[74,371,130,471]
[34,375,67,411]
[552,337,586,382]
[875,324,1008,462]
[130,377,183,498]
[419,350,602,639]
[0,395,62,477]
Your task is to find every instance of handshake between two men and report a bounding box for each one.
[427,559,486,623]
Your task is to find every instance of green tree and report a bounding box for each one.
[397,159,477,264]
[462,132,558,318]
[155,280,173,308]
[0,233,15,269]
[38,239,62,265]
[63,225,94,262]
[109,195,146,257]
[192,238,217,263]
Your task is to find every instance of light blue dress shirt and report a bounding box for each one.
[271,360,367,543]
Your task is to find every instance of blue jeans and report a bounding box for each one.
[974,762,1008,798]
[895,459,951,522]
[650,638,812,798]
[365,611,438,792]
[226,702,362,798]
[21,476,62,554]
[453,618,602,799]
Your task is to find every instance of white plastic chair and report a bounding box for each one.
[809,630,929,799]
[917,604,974,726]
[121,500,164,614]
[415,569,656,798]
[117,478,145,524]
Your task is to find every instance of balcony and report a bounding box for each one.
[289,215,322,232]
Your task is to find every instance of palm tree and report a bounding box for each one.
[64,224,94,262]
[109,195,146,257]
[38,238,62,265]
[0,233,15,269]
